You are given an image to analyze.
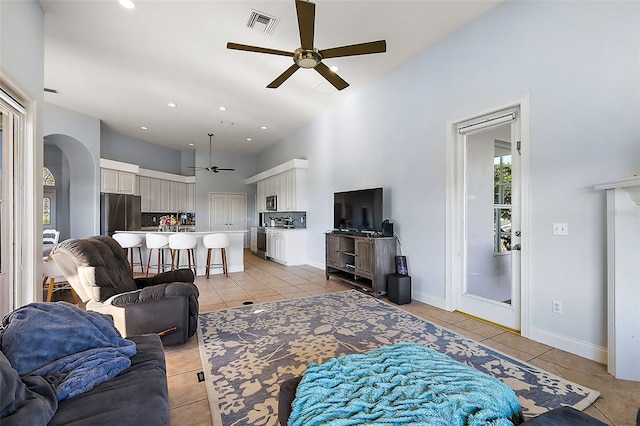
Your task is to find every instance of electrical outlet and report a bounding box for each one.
[552,300,563,314]
[553,223,568,236]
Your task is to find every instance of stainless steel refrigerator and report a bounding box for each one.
[100,193,141,236]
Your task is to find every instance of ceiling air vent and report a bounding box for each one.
[247,10,279,35]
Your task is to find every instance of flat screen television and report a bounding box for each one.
[333,187,383,233]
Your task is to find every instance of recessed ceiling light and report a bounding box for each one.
[330,65,339,72]
[168,102,177,108]
[188,143,194,146]
[246,138,252,141]
[140,126,148,130]
[260,126,268,130]
[119,0,135,9]
[218,106,227,111]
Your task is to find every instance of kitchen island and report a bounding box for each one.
[115,230,247,277]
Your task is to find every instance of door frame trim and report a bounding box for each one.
[445,93,531,337]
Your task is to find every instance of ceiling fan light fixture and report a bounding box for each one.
[294,48,321,69]
[119,0,135,10]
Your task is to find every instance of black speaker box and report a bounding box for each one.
[387,274,411,305]
[382,221,394,237]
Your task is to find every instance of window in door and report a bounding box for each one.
[43,167,56,229]
[494,141,512,254]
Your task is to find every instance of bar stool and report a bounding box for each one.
[203,233,229,278]
[42,257,79,304]
[145,233,170,277]
[112,233,145,275]
[168,233,198,274]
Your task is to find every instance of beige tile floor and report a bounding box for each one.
[162,252,640,426]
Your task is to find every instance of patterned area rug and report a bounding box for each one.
[197,290,600,426]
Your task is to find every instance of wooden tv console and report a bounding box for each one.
[325,233,396,297]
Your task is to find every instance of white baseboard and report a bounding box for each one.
[412,290,447,310]
[527,327,608,364]
[307,260,325,271]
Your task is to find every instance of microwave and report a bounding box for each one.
[266,195,277,211]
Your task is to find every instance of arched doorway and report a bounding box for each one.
[44,134,97,239]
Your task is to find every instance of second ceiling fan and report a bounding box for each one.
[227,0,386,91]
[192,133,235,174]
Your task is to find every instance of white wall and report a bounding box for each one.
[256,1,640,360]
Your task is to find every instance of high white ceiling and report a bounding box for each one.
[41,0,501,155]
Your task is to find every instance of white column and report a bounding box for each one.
[596,177,640,381]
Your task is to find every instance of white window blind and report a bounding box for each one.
[458,112,515,135]
[0,87,26,115]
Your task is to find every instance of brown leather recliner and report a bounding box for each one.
[52,235,199,346]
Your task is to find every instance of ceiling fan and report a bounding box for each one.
[227,0,386,91]
[191,133,235,173]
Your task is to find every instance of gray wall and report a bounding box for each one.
[0,0,45,307]
[255,0,640,359]
[43,103,101,238]
[194,149,257,244]
[101,125,193,175]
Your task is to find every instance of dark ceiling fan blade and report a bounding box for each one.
[267,64,300,88]
[319,40,387,59]
[216,168,235,171]
[227,42,293,57]
[314,62,349,90]
[295,0,315,50]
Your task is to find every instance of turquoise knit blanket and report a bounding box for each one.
[288,342,523,425]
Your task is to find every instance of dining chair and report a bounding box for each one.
[42,257,79,304]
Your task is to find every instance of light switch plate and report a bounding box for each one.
[553,223,568,236]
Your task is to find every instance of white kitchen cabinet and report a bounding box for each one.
[186,183,195,212]
[257,180,266,212]
[139,176,151,211]
[250,227,258,253]
[266,229,308,266]
[209,193,246,231]
[139,177,194,213]
[100,168,137,195]
[255,167,307,212]
[158,180,170,212]
[169,181,186,212]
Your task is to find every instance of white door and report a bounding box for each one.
[209,193,247,231]
[453,107,523,330]
[227,194,246,230]
[209,193,229,231]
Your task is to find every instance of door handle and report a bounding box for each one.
[513,244,521,251]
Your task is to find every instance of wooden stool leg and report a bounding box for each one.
[146,248,153,277]
[222,248,228,277]
[70,288,80,305]
[171,250,176,271]
[128,248,134,274]
[206,248,211,279]
[46,277,55,302]
[137,247,144,274]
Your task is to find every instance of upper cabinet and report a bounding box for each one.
[102,159,195,212]
[100,159,139,195]
[248,159,308,213]
[139,174,195,213]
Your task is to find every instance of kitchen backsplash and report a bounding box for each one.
[141,212,195,227]
[260,211,307,228]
